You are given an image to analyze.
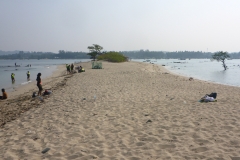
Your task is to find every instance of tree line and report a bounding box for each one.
[0,50,240,59]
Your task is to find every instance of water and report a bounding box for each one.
[133,59,240,87]
[0,59,90,92]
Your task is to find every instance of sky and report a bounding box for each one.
[0,0,240,53]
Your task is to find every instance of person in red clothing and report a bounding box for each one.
[0,88,7,100]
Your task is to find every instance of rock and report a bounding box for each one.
[42,148,50,154]
[146,120,152,123]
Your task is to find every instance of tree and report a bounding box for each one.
[212,51,230,70]
[87,44,103,61]
[87,51,98,61]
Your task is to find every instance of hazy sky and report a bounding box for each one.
[0,0,240,53]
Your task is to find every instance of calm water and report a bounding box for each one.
[0,59,90,92]
[133,59,240,87]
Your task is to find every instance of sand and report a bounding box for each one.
[0,61,240,160]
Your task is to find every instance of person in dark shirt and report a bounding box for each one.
[0,88,7,100]
[71,63,74,73]
[36,73,43,96]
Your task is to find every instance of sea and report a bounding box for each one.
[0,59,90,92]
[133,59,240,87]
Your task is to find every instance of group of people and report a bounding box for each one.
[2,72,42,101]
[10,71,31,82]
[4,63,81,100]
[66,63,74,74]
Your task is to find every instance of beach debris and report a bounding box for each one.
[170,98,174,100]
[92,113,97,116]
[189,77,194,81]
[33,137,38,141]
[82,98,86,100]
[42,148,50,154]
[146,119,152,123]
[38,96,44,102]
[145,114,149,116]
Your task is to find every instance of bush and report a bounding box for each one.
[97,52,128,62]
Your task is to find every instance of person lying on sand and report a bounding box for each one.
[0,88,7,100]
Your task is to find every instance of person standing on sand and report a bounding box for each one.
[71,63,74,73]
[66,64,69,74]
[0,88,7,100]
[36,73,43,96]
[27,71,30,80]
[67,64,71,74]
[11,73,15,82]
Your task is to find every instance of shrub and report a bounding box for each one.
[97,52,128,62]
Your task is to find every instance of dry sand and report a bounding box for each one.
[0,61,240,160]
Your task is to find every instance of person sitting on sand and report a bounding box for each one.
[27,71,30,80]
[36,73,43,96]
[11,73,15,82]
[0,88,7,100]
[78,66,82,73]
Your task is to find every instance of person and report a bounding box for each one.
[11,73,15,82]
[36,73,43,96]
[66,64,69,74]
[0,88,7,100]
[27,71,30,80]
[78,66,82,73]
[67,64,71,74]
[71,63,74,73]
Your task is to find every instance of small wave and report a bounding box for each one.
[21,81,32,85]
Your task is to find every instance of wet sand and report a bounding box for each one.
[0,61,240,159]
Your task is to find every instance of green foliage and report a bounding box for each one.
[87,44,103,61]
[212,51,230,61]
[87,44,103,54]
[87,51,98,61]
[212,51,230,70]
[97,52,128,62]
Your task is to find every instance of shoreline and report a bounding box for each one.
[6,64,66,100]
[133,59,240,88]
[1,61,240,159]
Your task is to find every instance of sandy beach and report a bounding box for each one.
[1,61,240,160]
